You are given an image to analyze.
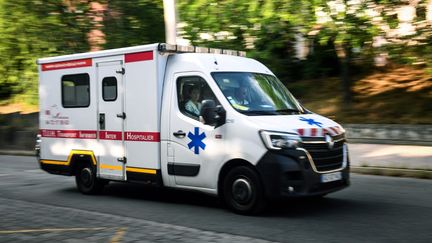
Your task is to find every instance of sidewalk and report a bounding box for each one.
[348,143,432,178]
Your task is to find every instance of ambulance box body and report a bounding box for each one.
[37,43,349,214]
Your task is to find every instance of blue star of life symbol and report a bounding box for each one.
[299,116,323,127]
[187,127,206,155]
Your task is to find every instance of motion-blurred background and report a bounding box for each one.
[0,0,431,151]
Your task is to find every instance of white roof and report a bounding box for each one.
[169,53,273,74]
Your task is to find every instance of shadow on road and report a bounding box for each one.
[57,181,382,218]
[106,182,223,208]
[60,182,222,209]
[264,197,380,217]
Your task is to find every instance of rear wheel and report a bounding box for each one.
[75,163,105,194]
[222,166,266,214]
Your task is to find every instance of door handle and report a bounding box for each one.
[173,130,186,138]
[116,112,126,119]
[99,113,105,130]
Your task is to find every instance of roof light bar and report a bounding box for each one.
[209,48,223,54]
[160,43,177,52]
[194,46,210,53]
[177,45,195,53]
[158,43,246,57]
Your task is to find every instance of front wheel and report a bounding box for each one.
[75,163,105,194]
[222,166,267,214]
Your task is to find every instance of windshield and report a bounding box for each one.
[212,72,304,115]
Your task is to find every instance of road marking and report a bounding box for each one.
[0,227,107,234]
[110,227,127,243]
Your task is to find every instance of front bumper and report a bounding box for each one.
[256,146,350,199]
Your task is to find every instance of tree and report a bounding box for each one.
[178,0,252,49]
[102,0,165,49]
[178,0,315,80]
[179,0,384,104]
[309,0,379,103]
[0,0,91,104]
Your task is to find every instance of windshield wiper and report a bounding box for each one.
[240,110,279,115]
[275,108,302,114]
[240,109,302,116]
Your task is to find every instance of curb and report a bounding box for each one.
[0,150,35,156]
[351,166,432,179]
[347,138,432,146]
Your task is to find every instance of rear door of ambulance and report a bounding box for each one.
[96,58,126,180]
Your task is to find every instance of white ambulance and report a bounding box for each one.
[37,43,349,214]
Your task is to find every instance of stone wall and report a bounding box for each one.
[0,112,38,150]
[344,124,432,145]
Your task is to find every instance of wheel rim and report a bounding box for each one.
[80,167,93,187]
[232,178,253,204]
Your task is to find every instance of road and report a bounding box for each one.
[0,155,431,242]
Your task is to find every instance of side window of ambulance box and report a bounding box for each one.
[102,77,117,102]
[61,73,90,108]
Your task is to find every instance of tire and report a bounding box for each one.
[222,166,267,215]
[75,163,105,195]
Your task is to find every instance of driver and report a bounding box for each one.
[185,86,202,117]
[234,86,249,105]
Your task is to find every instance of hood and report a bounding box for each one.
[245,113,344,137]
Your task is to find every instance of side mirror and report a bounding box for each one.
[201,100,226,127]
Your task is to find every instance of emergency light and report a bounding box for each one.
[158,43,247,57]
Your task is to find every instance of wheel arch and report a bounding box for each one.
[217,158,258,197]
[68,150,97,175]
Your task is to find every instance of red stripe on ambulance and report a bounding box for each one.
[311,128,317,137]
[125,51,153,63]
[297,128,304,136]
[40,129,159,142]
[41,58,92,71]
[99,131,122,140]
[296,126,345,137]
[124,132,160,142]
[40,129,97,139]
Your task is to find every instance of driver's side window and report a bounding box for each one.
[177,76,219,122]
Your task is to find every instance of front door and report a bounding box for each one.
[97,60,126,180]
[168,73,225,188]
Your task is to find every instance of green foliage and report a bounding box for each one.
[0,0,431,109]
[103,0,165,48]
[0,0,91,104]
[178,0,316,81]
[178,0,252,49]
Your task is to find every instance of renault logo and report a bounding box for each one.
[325,134,334,149]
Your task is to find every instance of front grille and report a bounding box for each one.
[301,137,345,172]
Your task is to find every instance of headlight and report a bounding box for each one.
[259,130,302,150]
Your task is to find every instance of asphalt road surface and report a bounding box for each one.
[1,155,431,242]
